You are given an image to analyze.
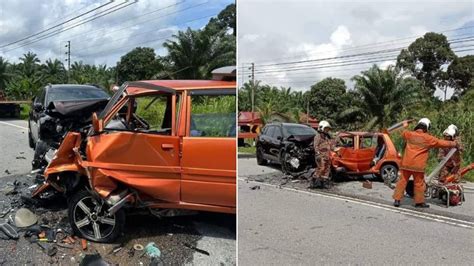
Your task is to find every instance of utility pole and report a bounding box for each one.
[306,99,309,123]
[249,62,255,116]
[65,41,71,83]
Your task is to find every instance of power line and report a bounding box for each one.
[1,0,137,53]
[242,46,474,76]
[77,13,218,58]
[65,0,195,42]
[0,0,115,48]
[73,3,211,53]
[244,25,474,65]
[251,36,474,70]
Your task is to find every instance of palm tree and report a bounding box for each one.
[163,28,235,79]
[18,52,41,77]
[340,64,421,130]
[42,59,66,84]
[0,57,10,90]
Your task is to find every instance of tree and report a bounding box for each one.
[342,65,421,130]
[447,55,474,96]
[308,77,348,124]
[0,57,10,91]
[42,59,66,84]
[205,3,236,36]
[163,28,235,79]
[397,32,455,95]
[116,47,161,83]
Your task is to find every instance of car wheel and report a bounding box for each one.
[28,122,35,149]
[256,146,267,166]
[380,164,398,183]
[69,190,125,243]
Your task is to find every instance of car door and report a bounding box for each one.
[262,125,275,158]
[87,91,182,203]
[355,134,377,171]
[271,125,284,161]
[334,134,358,171]
[30,87,46,143]
[180,88,236,208]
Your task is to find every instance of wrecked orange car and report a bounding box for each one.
[331,130,401,183]
[33,71,236,242]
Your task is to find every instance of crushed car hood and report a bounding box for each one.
[47,98,109,117]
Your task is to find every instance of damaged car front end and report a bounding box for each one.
[281,135,316,176]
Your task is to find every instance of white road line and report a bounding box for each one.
[0,121,28,130]
[239,178,474,229]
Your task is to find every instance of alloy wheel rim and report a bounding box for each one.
[73,196,116,240]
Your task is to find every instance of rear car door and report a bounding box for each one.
[356,135,377,171]
[181,88,236,208]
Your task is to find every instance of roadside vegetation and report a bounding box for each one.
[239,32,473,181]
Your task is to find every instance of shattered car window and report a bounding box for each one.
[190,95,236,137]
[47,86,109,105]
[283,125,316,136]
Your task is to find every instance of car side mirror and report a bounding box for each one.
[92,112,103,133]
[33,103,43,112]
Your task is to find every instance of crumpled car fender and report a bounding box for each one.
[44,132,83,178]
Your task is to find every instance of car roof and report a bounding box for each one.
[265,122,309,127]
[338,131,382,137]
[47,84,103,90]
[125,80,236,95]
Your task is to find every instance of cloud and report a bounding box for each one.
[0,0,233,66]
[238,0,473,99]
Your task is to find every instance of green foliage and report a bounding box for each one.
[397,32,455,95]
[162,27,235,80]
[238,81,307,124]
[116,47,161,84]
[205,3,236,36]
[344,65,422,130]
[20,103,31,120]
[308,77,347,125]
[447,55,474,96]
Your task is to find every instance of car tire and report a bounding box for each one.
[32,140,49,169]
[28,122,35,149]
[69,190,125,243]
[256,145,267,166]
[380,164,398,183]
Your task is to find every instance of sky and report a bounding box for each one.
[0,0,233,66]
[237,0,474,99]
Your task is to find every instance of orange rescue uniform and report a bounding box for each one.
[393,129,456,204]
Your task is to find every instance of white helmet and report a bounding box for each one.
[318,120,332,131]
[417,118,431,130]
[443,127,456,138]
[447,124,458,136]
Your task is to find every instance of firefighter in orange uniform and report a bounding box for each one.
[392,118,458,208]
[310,120,334,189]
[437,124,463,183]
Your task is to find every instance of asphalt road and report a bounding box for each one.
[238,155,474,265]
[0,119,34,175]
[0,119,236,265]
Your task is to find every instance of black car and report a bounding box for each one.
[28,84,110,168]
[256,122,317,175]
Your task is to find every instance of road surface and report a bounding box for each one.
[0,119,235,265]
[238,156,474,265]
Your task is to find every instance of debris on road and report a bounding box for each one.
[81,239,87,250]
[250,185,260,190]
[0,220,19,239]
[184,243,210,256]
[134,243,144,251]
[362,181,373,189]
[14,208,37,228]
[79,254,109,266]
[145,242,161,258]
[4,170,11,175]
[15,156,26,160]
